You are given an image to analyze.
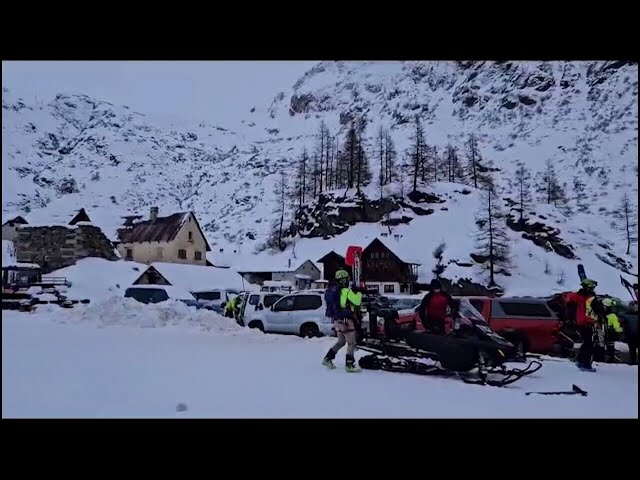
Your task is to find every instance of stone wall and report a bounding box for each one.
[2,224,19,242]
[16,225,119,273]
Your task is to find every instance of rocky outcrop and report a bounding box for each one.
[437,277,504,297]
[506,213,577,259]
[15,225,118,273]
[290,191,446,240]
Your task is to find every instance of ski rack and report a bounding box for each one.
[357,338,542,388]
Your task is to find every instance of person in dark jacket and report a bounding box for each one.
[418,279,457,334]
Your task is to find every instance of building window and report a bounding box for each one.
[188,231,193,241]
[178,249,187,259]
[384,284,395,293]
[156,247,163,259]
[125,248,133,260]
[194,251,202,260]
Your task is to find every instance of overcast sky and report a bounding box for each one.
[1,61,317,127]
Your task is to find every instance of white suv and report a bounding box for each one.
[246,291,334,337]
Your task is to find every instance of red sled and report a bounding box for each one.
[345,245,363,266]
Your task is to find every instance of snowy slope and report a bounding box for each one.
[3,305,637,418]
[2,61,638,296]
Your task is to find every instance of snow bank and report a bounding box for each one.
[37,296,252,334]
[50,258,148,301]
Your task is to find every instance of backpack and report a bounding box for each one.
[325,284,340,318]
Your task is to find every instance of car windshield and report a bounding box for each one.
[458,300,485,322]
[388,298,421,310]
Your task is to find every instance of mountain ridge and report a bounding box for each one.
[2,60,638,294]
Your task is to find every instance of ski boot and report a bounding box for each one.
[345,354,361,373]
[576,362,597,372]
[322,349,337,369]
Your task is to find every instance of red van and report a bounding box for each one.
[394,296,569,355]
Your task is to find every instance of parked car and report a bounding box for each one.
[191,288,240,313]
[124,285,198,308]
[245,291,335,337]
[393,295,567,355]
[239,291,284,326]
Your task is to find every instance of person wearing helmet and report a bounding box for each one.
[417,278,458,334]
[601,297,624,362]
[565,279,603,371]
[321,269,363,372]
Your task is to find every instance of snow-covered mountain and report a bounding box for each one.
[2,61,638,296]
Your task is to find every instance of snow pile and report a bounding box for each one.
[50,258,148,301]
[38,296,252,334]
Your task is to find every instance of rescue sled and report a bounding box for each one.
[356,298,542,387]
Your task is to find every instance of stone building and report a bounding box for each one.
[13,209,118,273]
[2,215,29,242]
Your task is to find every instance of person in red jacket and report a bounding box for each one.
[418,279,458,334]
[564,278,603,371]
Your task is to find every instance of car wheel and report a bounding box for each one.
[248,320,264,332]
[300,323,320,338]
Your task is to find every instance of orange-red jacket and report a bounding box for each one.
[564,290,599,326]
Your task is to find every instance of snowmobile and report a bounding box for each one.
[356,298,542,387]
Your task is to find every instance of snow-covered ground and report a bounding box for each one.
[3,299,637,418]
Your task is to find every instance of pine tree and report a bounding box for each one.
[384,130,397,185]
[475,177,511,287]
[542,159,567,207]
[292,148,309,208]
[269,171,290,252]
[431,145,439,183]
[466,133,481,188]
[313,120,331,193]
[514,162,532,223]
[409,115,427,193]
[378,126,385,198]
[572,176,589,213]
[444,144,464,183]
[311,152,320,198]
[325,131,333,191]
[354,131,371,194]
[618,193,638,255]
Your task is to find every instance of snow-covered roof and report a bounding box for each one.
[3,262,41,269]
[144,262,248,293]
[235,258,318,274]
[50,258,150,301]
[372,236,422,265]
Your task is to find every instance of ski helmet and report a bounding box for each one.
[580,278,597,289]
[335,269,350,281]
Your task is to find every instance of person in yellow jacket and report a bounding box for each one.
[321,269,363,372]
[601,297,624,362]
[224,295,238,318]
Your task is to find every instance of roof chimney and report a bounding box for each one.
[150,206,159,222]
